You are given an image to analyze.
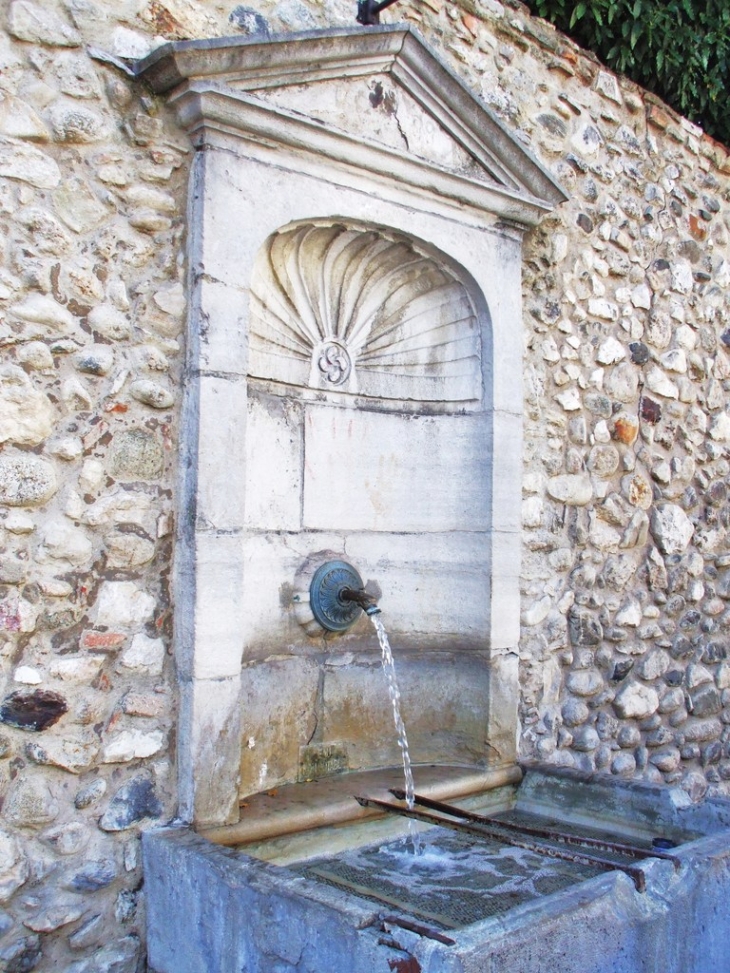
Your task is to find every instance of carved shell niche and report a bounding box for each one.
[248,222,482,405]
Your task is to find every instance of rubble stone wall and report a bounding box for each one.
[1,0,729,969]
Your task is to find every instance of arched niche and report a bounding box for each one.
[248,219,485,408]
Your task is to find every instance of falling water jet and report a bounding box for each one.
[309,560,422,852]
[369,613,422,855]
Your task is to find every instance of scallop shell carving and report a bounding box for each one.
[248,222,481,404]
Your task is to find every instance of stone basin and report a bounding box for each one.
[144,763,730,973]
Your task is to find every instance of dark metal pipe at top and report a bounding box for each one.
[356,0,402,26]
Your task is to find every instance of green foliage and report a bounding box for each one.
[524,0,730,145]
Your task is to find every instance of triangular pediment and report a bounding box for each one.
[243,73,496,187]
[135,26,566,223]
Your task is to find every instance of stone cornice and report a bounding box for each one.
[134,26,567,227]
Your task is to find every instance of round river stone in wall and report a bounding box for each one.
[0,455,56,506]
[110,428,163,480]
[613,682,659,720]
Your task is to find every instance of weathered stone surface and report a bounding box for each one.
[48,103,108,143]
[118,633,164,675]
[0,367,54,446]
[98,775,162,831]
[101,728,164,763]
[568,608,603,647]
[66,936,139,973]
[561,698,589,726]
[650,504,695,555]
[0,935,42,972]
[110,428,163,479]
[0,831,28,902]
[565,669,603,697]
[546,474,593,505]
[41,522,92,566]
[74,779,107,811]
[4,776,59,827]
[0,455,57,508]
[129,379,174,409]
[10,294,76,334]
[8,1,81,45]
[87,304,131,341]
[94,582,155,629]
[0,138,60,188]
[635,650,669,682]
[65,859,117,892]
[25,734,99,774]
[40,822,89,856]
[613,682,660,719]
[75,345,114,376]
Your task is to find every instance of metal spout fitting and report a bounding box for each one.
[341,587,381,616]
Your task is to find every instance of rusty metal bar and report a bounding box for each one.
[356,796,647,892]
[390,789,681,870]
[380,915,456,947]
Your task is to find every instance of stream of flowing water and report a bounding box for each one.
[370,615,422,853]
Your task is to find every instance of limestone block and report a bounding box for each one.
[604,362,639,402]
[0,92,47,140]
[565,669,603,697]
[82,489,155,531]
[239,657,319,795]
[48,657,103,682]
[192,277,247,375]
[0,137,61,188]
[178,676,241,826]
[644,365,678,399]
[244,391,302,531]
[40,822,89,856]
[320,652,491,771]
[320,530,492,649]
[670,260,694,295]
[635,650,669,681]
[492,410,523,532]
[709,413,730,442]
[178,532,247,680]
[54,177,109,233]
[303,406,490,533]
[75,345,114,376]
[488,529,522,650]
[190,374,247,532]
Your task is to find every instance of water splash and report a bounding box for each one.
[370,615,422,854]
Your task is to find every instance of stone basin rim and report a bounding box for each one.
[200,763,522,847]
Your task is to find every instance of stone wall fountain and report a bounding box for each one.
[132,26,730,973]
